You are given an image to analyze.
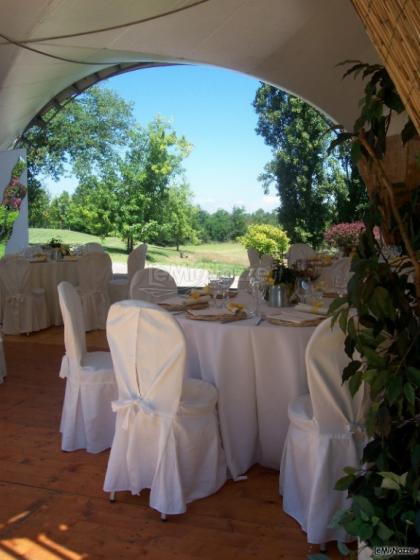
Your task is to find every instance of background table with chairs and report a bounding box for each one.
[29,259,79,325]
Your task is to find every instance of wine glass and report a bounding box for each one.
[249,269,267,317]
[296,276,312,303]
[218,275,235,302]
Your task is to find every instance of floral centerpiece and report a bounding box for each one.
[43,237,70,258]
[324,221,379,255]
[0,157,27,246]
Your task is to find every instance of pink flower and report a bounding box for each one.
[324,222,371,247]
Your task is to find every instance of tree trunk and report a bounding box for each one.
[126,235,133,254]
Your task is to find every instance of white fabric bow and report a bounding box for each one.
[346,420,366,435]
[112,396,156,430]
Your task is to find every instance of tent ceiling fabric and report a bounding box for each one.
[0,0,379,149]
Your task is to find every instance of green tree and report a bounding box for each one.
[247,208,278,226]
[230,206,247,239]
[68,177,117,238]
[48,191,73,230]
[18,86,134,226]
[253,84,365,246]
[114,118,192,252]
[159,184,200,249]
[206,209,232,241]
[28,180,51,227]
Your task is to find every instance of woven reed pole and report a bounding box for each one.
[351,0,420,135]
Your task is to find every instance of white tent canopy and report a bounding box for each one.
[0,0,379,149]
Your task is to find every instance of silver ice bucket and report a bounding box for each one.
[268,284,289,307]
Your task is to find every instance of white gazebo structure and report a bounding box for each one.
[0,0,380,150]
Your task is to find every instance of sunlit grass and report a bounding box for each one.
[28,229,247,273]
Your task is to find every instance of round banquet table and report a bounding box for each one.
[176,302,317,479]
[29,260,79,325]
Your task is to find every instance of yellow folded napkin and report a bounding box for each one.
[226,302,246,313]
[294,302,329,316]
[185,294,211,305]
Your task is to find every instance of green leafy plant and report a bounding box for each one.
[310,62,419,559]
[239,223,290,258]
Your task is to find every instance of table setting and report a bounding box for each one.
[150,267,335,478]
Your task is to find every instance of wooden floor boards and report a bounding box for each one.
[0,329,345,559]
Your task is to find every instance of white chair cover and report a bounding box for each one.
[130,267,177,303]
[0,255,50,334]
[247,247,260,267]
[247,248,274,270]
[109,243,148,303]
[77,253,112,330]
[260,254,274,269]
[22,245,43,258]
[104,300,226,514]
[318,257,352,291]
[280,317,369,544]
[82,242,105,254]
[57,281,117,453]
[0,330,6,383]
[287,243,315,267]
[237,268,251,291]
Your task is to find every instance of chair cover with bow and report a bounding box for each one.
[280,316,369,544]
[57,281,117,453]
[77,253,112,330]
[286,243,315,267]
[0,255,50,334]
[104,300,226,515]
[109,243,147,303]
[129,267,177,303]
[317,257,352,291]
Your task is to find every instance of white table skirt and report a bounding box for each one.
[30,261,79,326]
[177,307,316,478]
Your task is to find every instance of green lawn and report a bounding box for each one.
[29,229,248,274]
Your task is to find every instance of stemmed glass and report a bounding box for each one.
[208,273,223,307]
[218,275,234,303]
[249,268,266,317]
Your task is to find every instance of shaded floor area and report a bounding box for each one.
[0,329,346,559]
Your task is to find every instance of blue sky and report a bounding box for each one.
[46,64,277,213]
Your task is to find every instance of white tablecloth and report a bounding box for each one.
[177,301,316,478]
[30,261,79,325]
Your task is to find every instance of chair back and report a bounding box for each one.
[318,258,352,290]
[23,245,43,258]
[106,300,185,419]
[77,253,112,293]
[82,242,105,254]
[287,243,315,267]
[260,254,274,269]
[130,268,177,302]
[247,247,260,267]
[306,316,367,434]
[0,255,32,297]
[127,243,147,283]
[57,281,86,365]
[237,268,250,291]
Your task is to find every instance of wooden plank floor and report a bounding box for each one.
[0,329,346,560]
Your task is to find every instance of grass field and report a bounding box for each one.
[29,229,248,274]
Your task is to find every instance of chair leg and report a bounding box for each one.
[109,491,116,503]
[160,513,167,522]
